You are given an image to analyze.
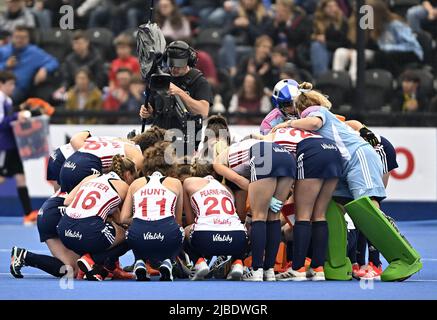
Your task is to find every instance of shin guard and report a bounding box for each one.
[324,201,352,281]
[344,197,422,281]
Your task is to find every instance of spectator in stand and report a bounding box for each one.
[0,0,36,33]
[109,33,140,89]
[280,62,303,82]
[179,0,228,28]
[25,0,52,29]
[155,0,192,42]
[228,73,270,124]
[332,11,376,85]
[0,26,59,104]
[120,75,145,113]
[103,68,132,112]
[310,0,349,77]
[65,67,102,124]
[218,0,274,77]
[270,0,312,63]
[53,31,106,101]
[269,45,289,92]
[234,35,273,91]
[366,0,423,77]
[293,0,318,15]
[195,49,218,89]
[391,70,428,113]
[407,0,437,33]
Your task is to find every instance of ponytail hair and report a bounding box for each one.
[110,154,136,181]
[190,157,214,178]
[142,141,177,177]
[294,82,332,113]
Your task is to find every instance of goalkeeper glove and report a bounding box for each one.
[359,126,379,147]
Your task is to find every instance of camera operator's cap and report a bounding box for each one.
[166,41,190,68]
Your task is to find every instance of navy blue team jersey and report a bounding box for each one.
[376,136,399,174]
[295,138,344,180]
[59,151,102,193]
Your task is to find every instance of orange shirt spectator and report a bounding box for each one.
[109,34,140,88]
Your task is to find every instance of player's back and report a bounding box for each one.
[190,176,245,232]
[132,172,177,221]
[65,172,121,220]
[303,107,368,161]
[78,136,125,171]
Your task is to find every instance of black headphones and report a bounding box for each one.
[162,41,198,68]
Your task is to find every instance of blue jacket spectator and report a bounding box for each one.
[0,26,59,104]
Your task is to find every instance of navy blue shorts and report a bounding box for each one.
[127,217,184,262]
[190,230,248,257]
[57,216,115,256]
[59,151,102,193]
[47,148,66,183]
[376,136,399,174]
[296,138,343,180]
[249,142,296,182]
[37,196,65,242]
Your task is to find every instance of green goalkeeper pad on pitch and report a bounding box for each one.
[345,197,422,282]
[324,201,352,281]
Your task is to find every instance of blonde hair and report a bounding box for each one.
[110,154,136,181]
[238,0,267,23]
[294,82,332,113]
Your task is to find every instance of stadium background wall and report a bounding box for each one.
[0,126,436,220]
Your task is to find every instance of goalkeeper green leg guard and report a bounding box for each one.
[344,197,422,282]
[324,201,352,281]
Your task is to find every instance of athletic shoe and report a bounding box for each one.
[134,260,150,281]
[276,267,307,281]
[307,266,325,281]
[159,259,174,281]
[263,268,276,281]
[76,269,85,280]
[209,255,232,279]
[77,254,103,281]
[352,263,366,279]
[10,247,27,278]
[111,261,135,280]
[123,263,135,273]
[226,260,243,281]
[190,258,210,281]
[23,210,38,226]
[242,268,263,282]
[360,262,382,280]
[277,261,292,273]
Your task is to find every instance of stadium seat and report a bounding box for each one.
[414,31,435,66]
[85,28,115,61]
[194,28,223,63]
[389,0,421,16]
[364,69,394,111]
[38,28,72,62]
[315,71,352,108]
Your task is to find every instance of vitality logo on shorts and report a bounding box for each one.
[143,232,165,242]
[64,229,82,241]
[321,143,337,150]
[63,161,77,170]
[212,234,233,243]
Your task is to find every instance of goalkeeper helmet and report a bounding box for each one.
[271,79,300,118]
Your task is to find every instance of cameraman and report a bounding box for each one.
[139,41,213,152]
